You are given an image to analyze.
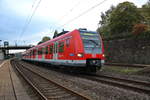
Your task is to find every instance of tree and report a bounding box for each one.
[141,1,150,27]
[132,24,148,35]
[42,36,50,42]
[99,5,115,26]
[108,2,143,35]
[53,30,58,38]
[38,36,50,45]
[97,6,115,37]
[142,1,150,8]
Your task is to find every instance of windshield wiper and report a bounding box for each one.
[89,40,99,46]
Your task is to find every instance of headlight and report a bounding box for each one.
[77,53,83,57]
[102,54,105,57]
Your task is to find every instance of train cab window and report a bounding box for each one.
[59,42,64,53]
[80,31,101,54]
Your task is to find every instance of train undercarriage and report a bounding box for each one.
[22,58,103,73]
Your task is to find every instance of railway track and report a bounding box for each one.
[8,61,18,100]
[11,60,91,100]
[79,73,150,95]
[9,69,17,100]
[18,60,150,95]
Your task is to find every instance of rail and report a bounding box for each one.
[11,60,91,100]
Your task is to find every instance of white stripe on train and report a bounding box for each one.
[23,58,104,67]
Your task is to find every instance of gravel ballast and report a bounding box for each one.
[18,61,150,100]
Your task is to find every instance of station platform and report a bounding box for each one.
[0,60,32,100]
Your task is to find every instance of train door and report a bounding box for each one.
[53,42,58,60]
[66,37,75,60]
[42,48,45,60]
[36,48,38,60]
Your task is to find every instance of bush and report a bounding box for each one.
[132,24,148,35]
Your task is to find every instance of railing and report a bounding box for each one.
[0,45,33,50]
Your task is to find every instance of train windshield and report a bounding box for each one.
[80,31,102,54]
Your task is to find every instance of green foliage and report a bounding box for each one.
[141,1,150,27]
[97,1,146,39]
[109,2,143,35]
[53,30,58,38]
[42,36,50,42]
[98,6,115,37]
[38,36,50,45]
[102,66,141,74]
[142,1,150,8]
[133,30,150,39]
[99,6,115,26]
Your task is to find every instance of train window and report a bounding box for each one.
[30,51,32,56]
[49,45,53,54]
[38,49,39,55]
[56,43,58,53]
[42,48,45,54]
[80,31,101,54]
[32,50,34,56]
[38,48,42,55]
[59,42,64,53]
[32,50,34,55]
[66,39,70,47]
[40,49,42,54]
[33,49,36,55]
[45,46,48,54]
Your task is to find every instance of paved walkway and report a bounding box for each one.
[0,60,4,68]
[0,60,32,100]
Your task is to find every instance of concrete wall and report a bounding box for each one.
[104,38,150,64]
[0,50,4,60]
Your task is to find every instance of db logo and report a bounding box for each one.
[92,54,96,57]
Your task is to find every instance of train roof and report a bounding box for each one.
[25,28,98,51]
[26,29,79,51]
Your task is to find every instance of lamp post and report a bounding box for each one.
[0,40,2,47]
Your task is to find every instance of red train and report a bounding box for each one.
[22,29,105,73]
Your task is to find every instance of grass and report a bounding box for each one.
[102,65,142,74]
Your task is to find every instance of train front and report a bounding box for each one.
[78,29,105,72]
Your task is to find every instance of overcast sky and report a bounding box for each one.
[0,0,148,47]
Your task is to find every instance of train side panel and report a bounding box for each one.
[22,29,105,72]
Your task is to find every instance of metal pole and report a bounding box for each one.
[0,40,2,47]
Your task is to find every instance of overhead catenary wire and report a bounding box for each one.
[32,0,39,8]
[58,1,81,22]
[19,0,42,40]
[18,0,37,40]
[58,0,101,24]
[48,0,81,34]
[19,0,108,43]
[60,0,108,27]
[49,0,99,33]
